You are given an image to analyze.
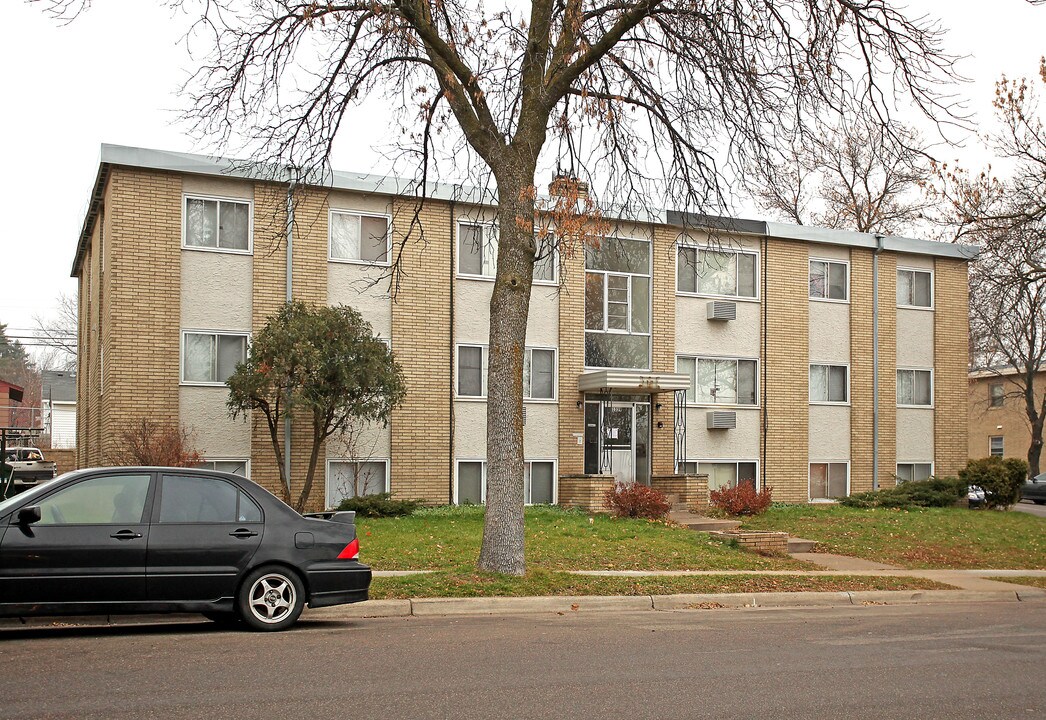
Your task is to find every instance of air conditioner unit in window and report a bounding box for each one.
[706,300,736,321]
[706,410,736,430]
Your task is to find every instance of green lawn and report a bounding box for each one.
[357,505,808,572]
[369,570,949,600]
[741,505,1046,569]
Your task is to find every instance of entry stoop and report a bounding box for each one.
[787,537,817,553]
[667,511,741,532]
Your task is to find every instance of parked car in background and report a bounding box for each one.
[0,467,371,630]
[1,446,58,495]
[1021,473,1046,505]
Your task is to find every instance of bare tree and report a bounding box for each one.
[747,117,934,234]
[939,59,1046,477]
[45,0,966,574]
[32,292,78,371]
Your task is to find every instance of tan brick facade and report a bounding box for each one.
[762,237,810,502]
[556,236,586,475]
[968,371,1042,463]
[934,258,970,476]
[650,226,679,475]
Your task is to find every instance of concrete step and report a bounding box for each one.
[787,537,816,553]
[668,511,741,532]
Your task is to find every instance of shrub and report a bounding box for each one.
[335,492,420,517]
[840,476,966,509]
[107,419,202,467]
[959,457,1027,509]
[709,482,773,516]
[603,483,671,519]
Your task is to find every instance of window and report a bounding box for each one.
[677,357,757,405]
[990,436,1004,457]
[524,348,556,400]
[896,463,933,483]
[533,234,558,284]
[897,369,933,406]
[327,460,389,508]
[458,222,498,277]
[897,268,933,308]
[458,345,557,400]
[158,474,262,523]
[989,383,1004,408]
[690,461,758,491]
[36,473,151,525]
[809,259,848,301]
[197,459,249,477]
[182,332,248,385]
[810,462,849,500]
[330,211,390,264]
[810,364,848,404]
[585,237,651,369]
[455,460,556,505]
[677,246,757,298]
[184,196,251,252]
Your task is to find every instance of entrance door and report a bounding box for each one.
[584,400,651,485]
[603,403,635,485]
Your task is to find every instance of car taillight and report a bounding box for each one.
[337,537,360,560]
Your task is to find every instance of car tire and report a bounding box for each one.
[237,566,305,632]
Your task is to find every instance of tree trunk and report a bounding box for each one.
[1027,395,1043,480]
[295,411,326,513]
[477,162,537,576]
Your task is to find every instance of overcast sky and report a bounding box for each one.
[3,0,1043,357]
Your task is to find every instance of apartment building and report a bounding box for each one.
[73,145,976,510]
[968,369,1043,464]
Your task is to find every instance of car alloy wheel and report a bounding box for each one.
[238,567,305,631]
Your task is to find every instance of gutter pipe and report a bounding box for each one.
[873,234,884,492]
[284,178,296,496]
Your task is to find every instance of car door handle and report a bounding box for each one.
[229,529,259,539]
[110,530,143,540]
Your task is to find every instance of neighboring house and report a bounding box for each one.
[0,379,26,428]
[71,144,976,510]
[41,370,77,449]
[968,368,1044,464]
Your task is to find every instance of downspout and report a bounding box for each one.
[448,198,456,502]
[873,234,884,492]
[761,232,768,490]
[284,178,296,497]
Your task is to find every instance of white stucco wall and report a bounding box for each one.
[183,175,254,200]
[808,301,851,363]
[808,404,852,459]
[454,279,560,347]
[676,298,760,359]
[809,244,850,261]
[453,401,559,459]
[896,408,935,462]
[328,264,392,339]
[325,424,392,462]
[179,386,252,458]
[895,252,934,271]
[181,251,253,331]
[683,408,760,460]
[896,308,935,368]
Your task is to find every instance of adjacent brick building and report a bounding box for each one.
[73,145,978,509]
[968,369,1045,466]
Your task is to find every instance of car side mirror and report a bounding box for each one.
[17,506,41,525]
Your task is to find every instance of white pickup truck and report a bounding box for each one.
[2,446,58,492]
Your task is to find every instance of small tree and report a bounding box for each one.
[108,419,203,467]
[227,301,405,512]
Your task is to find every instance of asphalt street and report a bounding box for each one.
[1,601,1043,720]
[1014,499,1046,518]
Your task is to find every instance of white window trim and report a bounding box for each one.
[524,346,559,402]
[456,220,498,280]
[454,459,558,505]
[895,461,934,484]
[326,458,390,509]
[181,193,254,255]
[674,242,761,301]
[583,234,653,371]
[455,344,559,402]
[988,435,1004,457]
[679,459,761,490]
[897,266,935,310]
[896,367,934,408]
[808,461,850,502]
[808,363,851,406]
[180,329,251,387]
[200,458,252,478]
[533,234,560,286]
[328,209,392,266]
[676,355,760,408]
[988,382,1005,408]
[808,257,850,304]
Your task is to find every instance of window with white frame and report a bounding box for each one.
[197,459,250,477]
[533,234,558,284]
[181,331,248,384]
[585,236,651,369]
[809,364,848,404]
[455,460,555,505]
[989,436,1004,457]
[458,222,498,277]
[677,356,757,406]
[330,211,390,264]
[458,345,556,400]
[677,246,757,298]
[809,259,848,301]
[989,382,1004,408]
[896,463,933,483]
[327,459,389,508]
[810,462,849,500]
[184,196,251,252]
[897,369,933,406]
[897,268,933,308]
[678,461,758,491]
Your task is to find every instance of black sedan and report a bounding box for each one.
[1022,473,1046,505]
[0,467,371,631]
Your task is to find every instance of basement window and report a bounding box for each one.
[810,462,849,501]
